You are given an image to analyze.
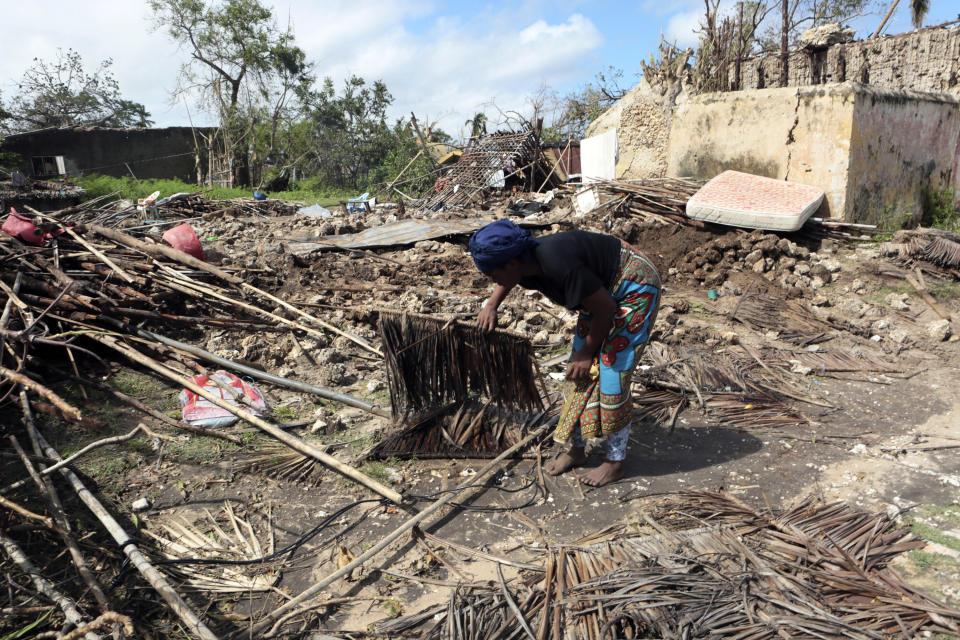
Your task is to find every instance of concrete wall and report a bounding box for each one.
[1,127,209,181]
[583,79,672,179]
[665,82,960,223]
[846,86,960,224]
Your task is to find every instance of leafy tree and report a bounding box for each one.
[299,75,396,190]
[149,0,312,186]
[754,0,884,50]
[2,49,151,133]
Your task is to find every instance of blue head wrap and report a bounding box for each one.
[468,219,539,273]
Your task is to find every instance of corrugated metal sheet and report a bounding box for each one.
[288,217,549,255]
[288,217,491,254]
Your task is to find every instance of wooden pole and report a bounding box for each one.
[91,334,403,504]
[241,417,556,639]
[872,0,901,38]
[0,531,99,640]
[85,223,241,284]
[10,435,112,613]
[21,394,221,640]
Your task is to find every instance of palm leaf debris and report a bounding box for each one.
[142,503,277,594]
[879,228,960,271]
[378,309,543,419]
[635,344,811,429]
[379,491,960,639]
[368,400,542,459]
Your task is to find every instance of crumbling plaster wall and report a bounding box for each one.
[735,24,960,98]
[665,82,959,223]
[583,79,672,179]
[846,86,960,225]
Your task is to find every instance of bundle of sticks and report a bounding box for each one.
[378,309,543,419]
[564,177,704,225]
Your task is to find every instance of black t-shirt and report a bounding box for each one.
[519,230,622,309]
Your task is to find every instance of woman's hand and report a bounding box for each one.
[478,303,498,331]
[565,348,594,381]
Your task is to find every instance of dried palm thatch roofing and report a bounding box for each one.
[368,399,544,459]
[379,491,960,639]
[378,310,543,420]
[879,228,960,272]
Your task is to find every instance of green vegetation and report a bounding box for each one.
[864,283,914,306]
[271,405,297,421]
[898,503,960,603]
[921,188,960,232]
[361,460,392,484]
[75,174,354,207]
[107,369,160,396]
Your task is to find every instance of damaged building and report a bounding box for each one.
[584,22,960,224]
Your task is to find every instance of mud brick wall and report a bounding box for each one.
[733,24,960,98]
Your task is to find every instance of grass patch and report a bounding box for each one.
[864,283,915,306]
[108,370,160,396]
[931,281,960,302]
[361,461,393,484]
[272,405,297,421]
[164,434,242,464]
[75,174,355,207]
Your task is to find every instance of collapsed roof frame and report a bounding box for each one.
[422,128,539,210]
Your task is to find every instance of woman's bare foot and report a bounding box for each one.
[545,447,586,476]
[582,461,623,487]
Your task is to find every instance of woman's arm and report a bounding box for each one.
[567,288,617,380]
[478,283,515,331]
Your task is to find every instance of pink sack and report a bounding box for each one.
[162,222,205,260]
[179,371,268,428]
[2,209,45,245]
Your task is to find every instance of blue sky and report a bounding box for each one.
[2,1,956,138]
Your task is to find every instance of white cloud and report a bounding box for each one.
[0,2,604,136]
[665,8,704,48]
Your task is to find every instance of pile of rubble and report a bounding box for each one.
[676,229,839,296]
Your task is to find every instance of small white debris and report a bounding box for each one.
[131,498,151,512]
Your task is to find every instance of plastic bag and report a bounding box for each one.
[179,371,268,428]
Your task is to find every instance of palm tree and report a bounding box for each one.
[465,112,487,139]
[910,0,930,28]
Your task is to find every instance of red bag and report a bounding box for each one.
[2,210,45,245]
[179,371,268,428]
[2,208,70,246]
[162,222,205,260]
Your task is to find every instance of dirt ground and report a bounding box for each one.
[4,191,960,638]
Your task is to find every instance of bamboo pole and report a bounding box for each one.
[90,334,403,504]
[0,531,100,640]
[21,395,221,640]
[243,416,556,639]
[10,436,112,613]
[28,208,135,284]
[84,222,379,354]
[97,316,389,417]
[152,262,381,356]
[85,223,240,284]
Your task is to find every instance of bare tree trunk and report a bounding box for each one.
[735,2,744,90]
[780,0,789,87]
